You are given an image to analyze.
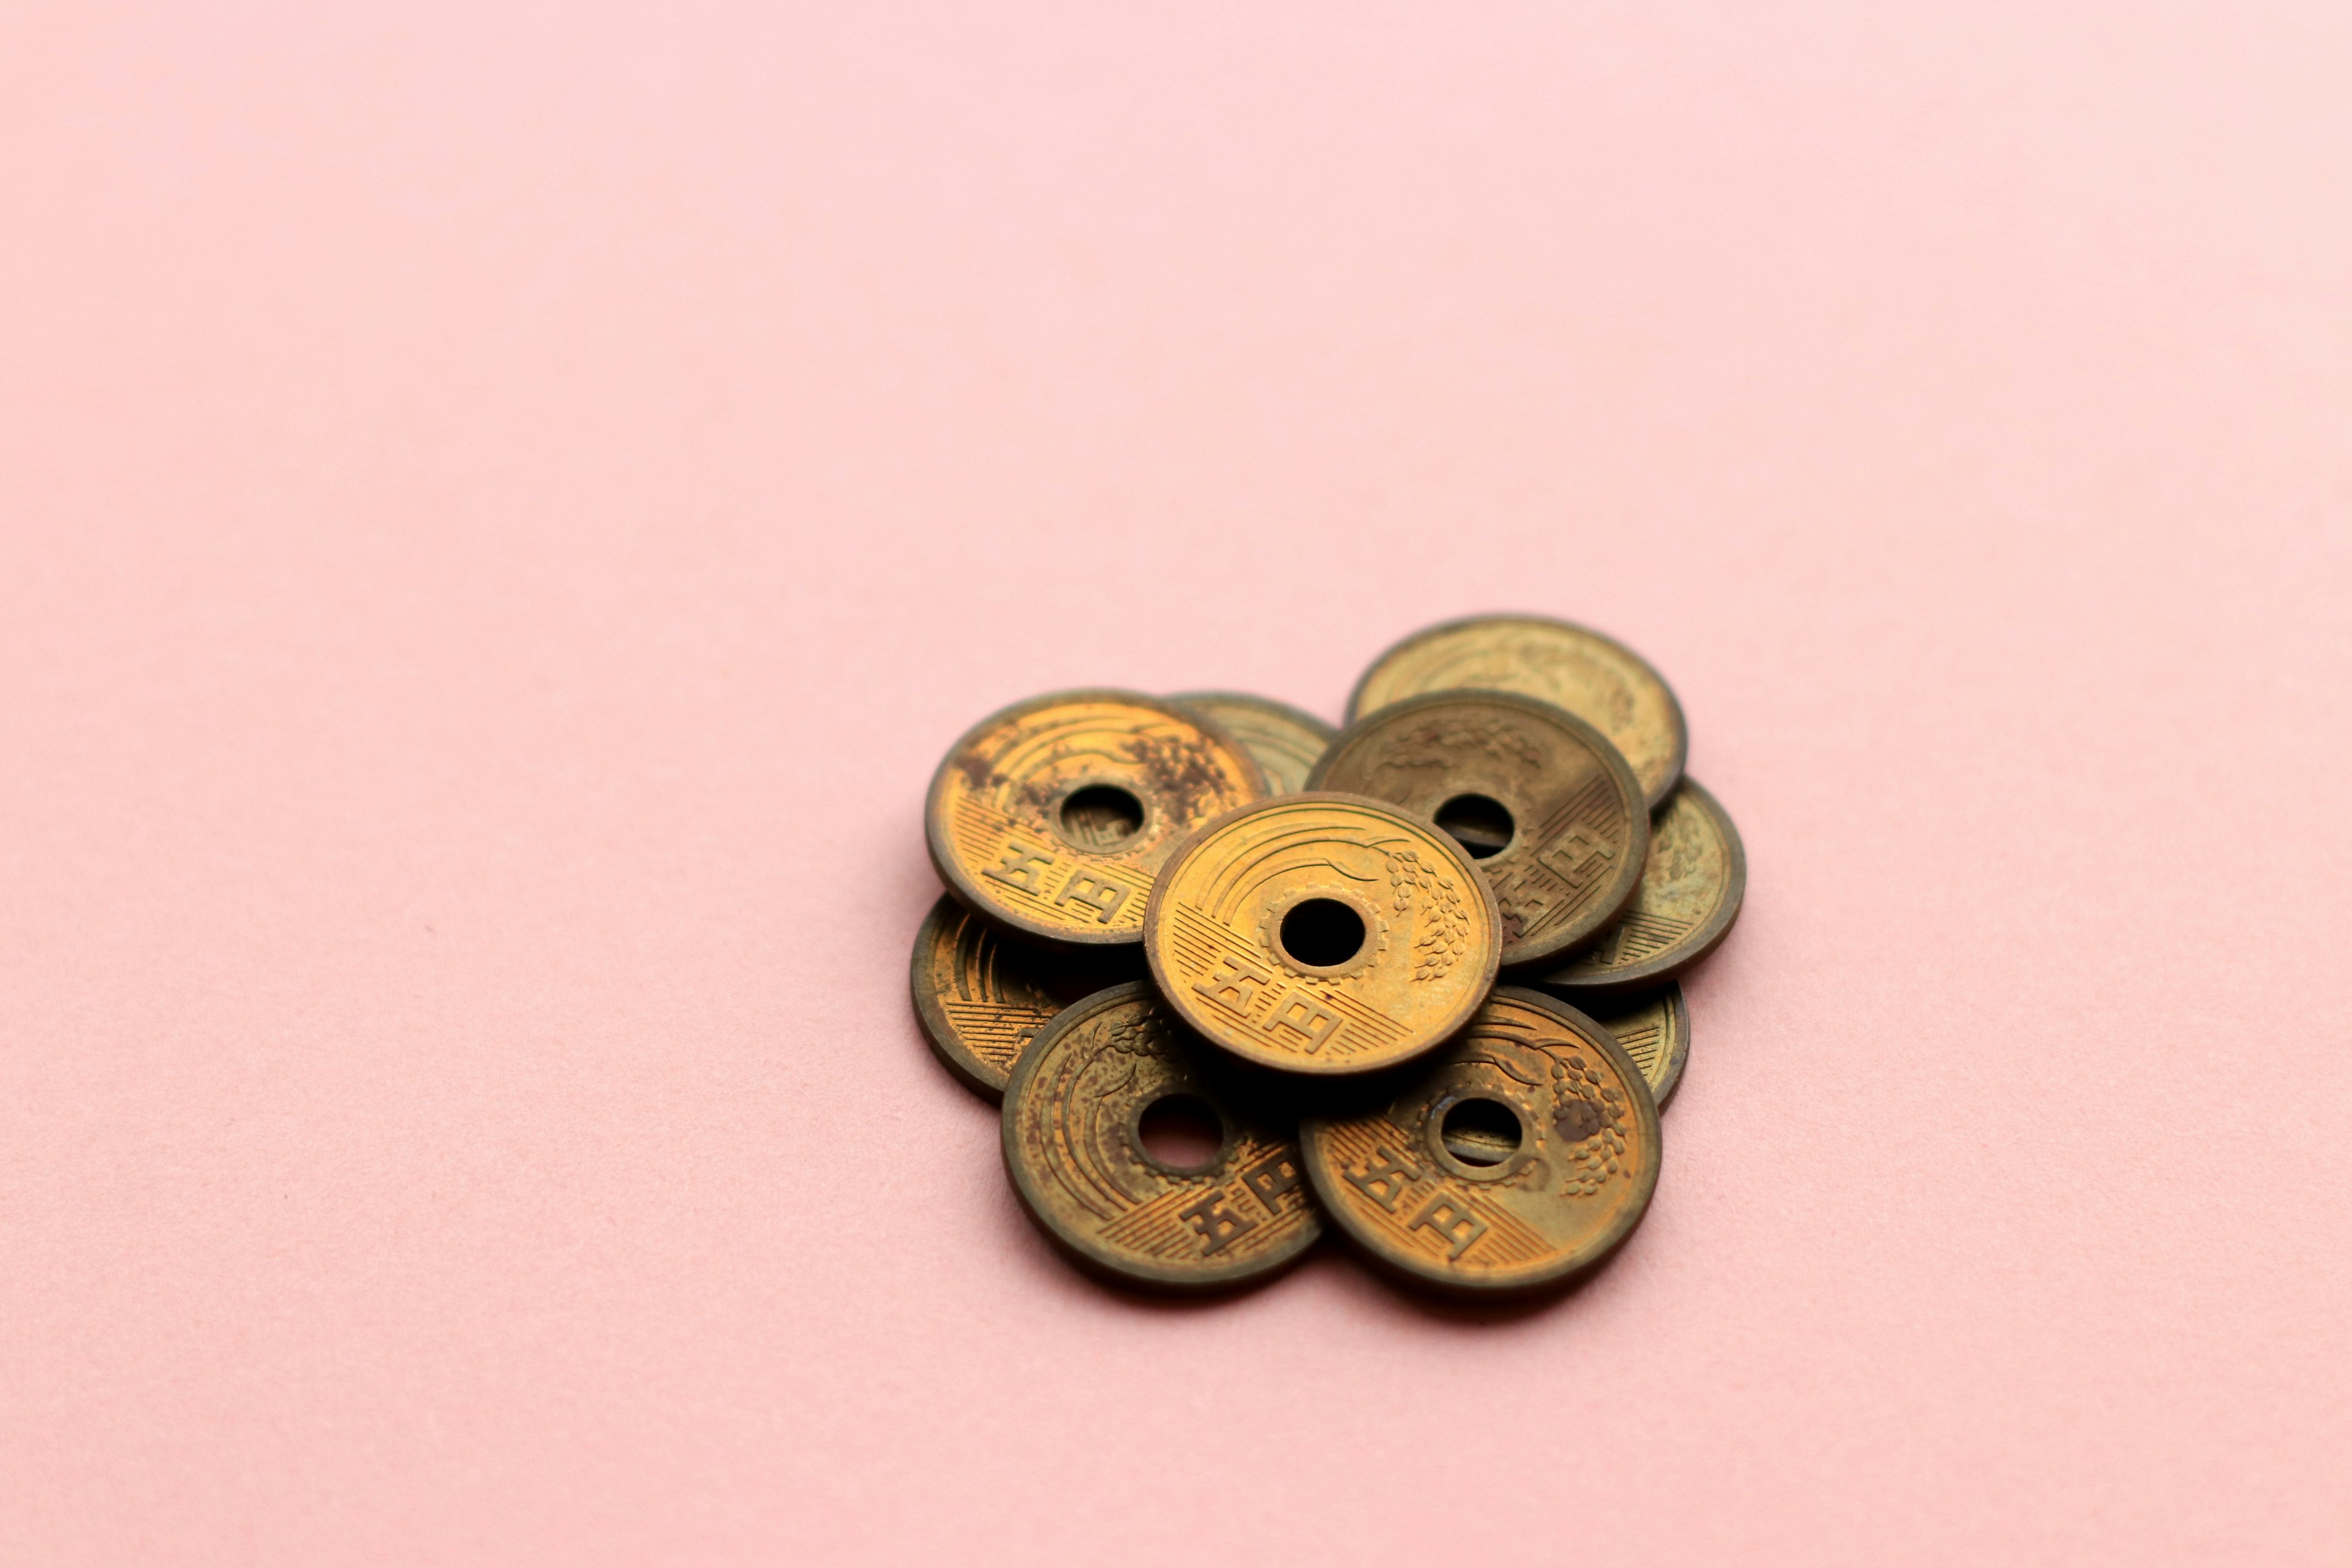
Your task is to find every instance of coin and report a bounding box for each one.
[1001,982,1323,1291]
[908,894,1142,1099]
[1307,690,1649,971]
[1574,982,1690,1109]
[926,690,1268,949]
[1348,615,1687,807]
[1302,986,1660,1295]
[1537,778,1744,1000]
[1144,794,1503,1076]
[1169,692,1334,795]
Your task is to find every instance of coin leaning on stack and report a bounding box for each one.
[909,616,1746,1298]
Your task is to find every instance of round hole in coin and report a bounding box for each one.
[1136,1094,1225,1172]
[1058,784,1145,850]
[1278,899,1366,968]
[1433,793,1515,859]
[1441,1097,1524,1166]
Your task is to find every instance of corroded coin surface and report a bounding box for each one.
[1302,987,1660,1294]
[1540,778,1744,1000]
[1001,982,1322,1291]
[1348,614,1687,807]
[909,895,1141,1099]
[1575,982,1690,1109]
[1144,795,1502,1076]
[1170,692,1335,795]
[927,690,1268,948]
[1308,690,1648,971]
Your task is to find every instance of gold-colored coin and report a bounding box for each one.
[1169,692,1334,794]
[1302,987,1660,1295]
[1539,778,1744,999]
[1349,614,1687,807]
[1307,690,1648,971]
[908,895,1142,1099]
[926,690,1268,949]
[1574,982,1689,1109]
[1001,982,1322,1291]
[1142,794,1502,1076]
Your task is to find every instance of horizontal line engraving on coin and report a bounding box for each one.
[937,1000,1060,1068]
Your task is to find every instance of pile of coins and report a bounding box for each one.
[910,615,1745,1297]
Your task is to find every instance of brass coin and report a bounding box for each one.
[1574,982,1690,1109]
[908,895,1142,1099]
[926,690,1268,949]
[1307,690,1649,971]
[1302,986,1661,1295]
[1348,614,1687,807]
[1144,793,1502,1076]
[1169,692,1334,794]
[1539,778,1745,1000]
[1001,982,1322,1292]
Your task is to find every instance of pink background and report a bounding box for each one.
[4,4,2349,1563]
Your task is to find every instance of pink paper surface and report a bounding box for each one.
[4,4,2348,1563]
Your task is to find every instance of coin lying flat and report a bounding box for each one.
[1308,690,1648,971]
[1302,987,1660,1295]
[1539,778,1744,1000]
[927,690,1268,949]
[908,895,1141,1099]
[1001,982,1322,1291]
[1574,982,1689,1109]
[1348,615,1687,808]
[1169,692,1334,795]
[1144,794,1503,1076]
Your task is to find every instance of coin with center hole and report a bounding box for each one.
[927,690,1268,949]
[1539,778,1744,1000]
[1348,614,1687,807]
[1573,982,1690,1109]
[1142,793,1502,1076]
[1169,692,1335,795]
[908,894,1142,1099]
[1001,982,1323,1291]
[1302,986,1661,1295]
[1308,690,1648,970]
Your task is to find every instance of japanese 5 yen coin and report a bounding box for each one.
[1348,614,1687,808]
[1143,794,1502,1077]
[1001,982,1322,1292]
[908,894,1140,1099]
[1539,778,1744,1001]
[1169,692,1335,795]
[1303,987,1661,1295]
[927,690,1267,949]
[1308,690,1648,971]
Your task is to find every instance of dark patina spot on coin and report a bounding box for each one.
[1555,1098,1604,1142]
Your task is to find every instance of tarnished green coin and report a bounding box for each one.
[1303,987,1660,1295]
[1574,982,1690,1109]
[1349,614,1687,808]
[1540,778,1745,1000]
[909,894,1140,1099]
[1002,982,1322,1292]
[1308,690,1648,971]
[1170,692,1335,794]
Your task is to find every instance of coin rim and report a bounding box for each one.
[924,688,1272,950]
[1142,791,1506,1078]
[1306,687,1652,973]
[999,979,1323,1292]
[1300,984,1664,1295]
[1343,612,1689,809]
[1572,980,1692,1110]
[1536,777,1747,999]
